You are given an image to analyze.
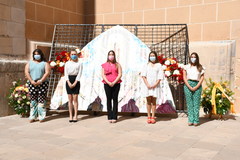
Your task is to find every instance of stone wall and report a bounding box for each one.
[0,0,26,117]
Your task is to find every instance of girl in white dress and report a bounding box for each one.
[141,51,164,124]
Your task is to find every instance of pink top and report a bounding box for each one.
[101,62,122,84]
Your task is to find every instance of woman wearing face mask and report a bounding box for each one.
[141,51,164,124]
[101,50,122,123]
[25,49,51,123]
[64,50,82,123]
[183,52,205,126]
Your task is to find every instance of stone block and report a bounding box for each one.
[45,24,54,42]
[124,11,143,24]
[203,22,230,41]
[104,13,123,24]
[114,0,132,12]
[76,0,84,14]
[191,4,216,23]
[166,7,189,24]
[26,20,45,41]
[188,23,202,41]
[144,9,165,24]
[0,4,11,21]
[231,20,240,40]
[0,20,8,36]
[12,38,26,56]
[25,1,35,20]
[133,0,154,11]
[218,1,240,21]
[11,7,25,23]
[155,0,177,9]
[69,13,84,24]
[36,4,53,24]
[95,14,104,24]
[10,0,25,9]
[7,22,25,37]
[0,37,12,54]
[63,0,76,12]
[53,9,69,24]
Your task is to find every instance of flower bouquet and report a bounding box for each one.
[8,80,30,117]
[49,49,81,74]
[201,78,235,118]
[158,54,184,84]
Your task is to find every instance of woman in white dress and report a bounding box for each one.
[141,51,164,124]
[64,50,82,123]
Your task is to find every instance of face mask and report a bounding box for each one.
[71,55,78,60]
[191,57,196,63]
[149,56,156,62]
[34,55,41,60]
[108,55,114,61]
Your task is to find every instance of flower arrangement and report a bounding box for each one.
[8,79,30,116]
[49,48,81,74]
[158,54,184,83]
[201,78,234,116]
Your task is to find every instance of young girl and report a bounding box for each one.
[183,52,205,126]
[64,50,82,123]
[141,51,164,124]
[25,49,50,123]
[101,50,122,123]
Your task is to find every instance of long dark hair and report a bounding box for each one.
[190,52,202,72]
[32,49,46,62]
[148,51,159,63]
[107,50,117,64]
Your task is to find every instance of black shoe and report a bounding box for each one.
[69,120,73,123]
[72,120,78,123]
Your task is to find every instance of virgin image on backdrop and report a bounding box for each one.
[50,26,176,113]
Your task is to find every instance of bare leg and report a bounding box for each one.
[73,94,78,121]
[68,94,73,121]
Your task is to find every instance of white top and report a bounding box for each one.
[184,64,205,81]
[64,60,82,81]
[141,63,164,97]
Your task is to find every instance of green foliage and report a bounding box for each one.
[201,78,234,115]
[7,79,30,116]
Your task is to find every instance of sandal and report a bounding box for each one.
[151,117,156,124]
[147,117,152,124]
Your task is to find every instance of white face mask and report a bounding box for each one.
[191,57,196,63]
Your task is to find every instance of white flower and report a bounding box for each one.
[17,100,21,104]
[50,61,57,67]
[12,81,17,86]
[165,71,171,77]
[59,62,65,67]
[178,63,184,68]
[26,101,30,105]
[173,70,180,75]
[219,99,222,103]
[164,60,170,65]
[162,65,167,70]
[75,48,81,54]
[15,94,18,98]
[217,93,221,97]
[22,95,26,99]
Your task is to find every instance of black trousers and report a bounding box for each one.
[104,83,120,120]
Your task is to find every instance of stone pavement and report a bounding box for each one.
[0,111,240,160]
